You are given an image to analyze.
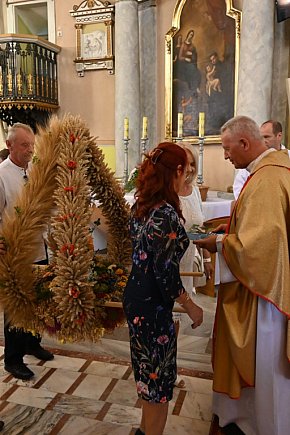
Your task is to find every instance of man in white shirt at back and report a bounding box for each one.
[0,123,54,381]
[233,120,290,198]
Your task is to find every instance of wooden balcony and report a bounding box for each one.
[0,34,61,130]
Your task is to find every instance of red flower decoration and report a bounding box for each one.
[75,312,86,325]
[61,243,75,256]
[69,133,76,144]
[67,160,77,170]
[168,232,177,239]
[57,213,76,222]
[64,186,75,192]
[69,287,80,298]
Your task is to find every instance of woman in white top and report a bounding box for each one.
[174,145,213,388]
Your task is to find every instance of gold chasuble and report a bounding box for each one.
[213,150,290,399]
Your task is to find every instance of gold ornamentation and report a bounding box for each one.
[16,72,22,94]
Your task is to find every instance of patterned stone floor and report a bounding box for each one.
[0,293,216,434]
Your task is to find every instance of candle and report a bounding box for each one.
[124,117,129,140]
[177,112,183,138]
[142,116,148,139]
[199,112,205,137]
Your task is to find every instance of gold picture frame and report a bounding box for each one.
[165,0,241,143]
[70,0,114,76]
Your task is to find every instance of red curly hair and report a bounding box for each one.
[134,142,187,220]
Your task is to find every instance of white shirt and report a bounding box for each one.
[233,146,290,199]
[0,157,46,261]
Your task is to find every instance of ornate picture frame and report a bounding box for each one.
[165,0,241,143]
[70,0,114,76]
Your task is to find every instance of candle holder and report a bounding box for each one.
[123,137,130,183]
[197,136,204,186]
[197,136,209,201]
[141,137,148,159]
[175,135,183,143]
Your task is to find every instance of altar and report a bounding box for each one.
[123,190,233,223]
[202,190,233,222]
[197,190,233,289]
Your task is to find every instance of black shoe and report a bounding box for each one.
[26,346,54,361]
[221,423,245,435]
[4,362,34,380]
[0,421,4,431]
[135,429,145,435]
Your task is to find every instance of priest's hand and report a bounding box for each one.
[212,223,227,233]
[193,234,217,253]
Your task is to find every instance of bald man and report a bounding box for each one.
[233,119,290,198]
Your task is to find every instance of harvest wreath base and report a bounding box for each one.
[0,115,131,342]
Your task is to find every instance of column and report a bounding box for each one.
[271,19,289,132]
[236,0,275,124]
[115,0,140,179]
[139,0,157,151]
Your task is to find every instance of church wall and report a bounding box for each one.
[54,0,235,191]
[54,0,116,160]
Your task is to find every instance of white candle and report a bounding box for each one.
[124,117,129,140]
[142,116,148,139]
[177,112,183,138]
[199,112,205,137]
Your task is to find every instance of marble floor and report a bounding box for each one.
[0,293,216,434]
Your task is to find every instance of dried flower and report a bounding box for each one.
[69,287,80,298]
[67,160,77,170]
[69,133,76,144]
[60,243,75,256]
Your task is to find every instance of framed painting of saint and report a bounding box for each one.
[70,0,114,75]
[165,0,241,143]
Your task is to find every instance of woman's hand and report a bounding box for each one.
[187,303,203,329]
[204,261,214,280]
[176,292,203,329]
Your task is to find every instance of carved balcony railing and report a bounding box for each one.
[0,34,61,131]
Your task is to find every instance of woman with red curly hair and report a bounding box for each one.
[123,142,203,435]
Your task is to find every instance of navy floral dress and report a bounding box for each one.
[123,202,189,403]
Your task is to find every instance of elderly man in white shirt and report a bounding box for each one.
[233,120,290,198]
[0,123,54,382]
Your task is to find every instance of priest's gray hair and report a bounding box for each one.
[221,116,262,141]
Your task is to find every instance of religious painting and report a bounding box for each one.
[165,0,241,143]
[81,23,107,59]
[70,0,114,76]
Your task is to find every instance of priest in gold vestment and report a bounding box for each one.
[196,116,290,435]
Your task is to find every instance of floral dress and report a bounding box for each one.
[123,203,189,403]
